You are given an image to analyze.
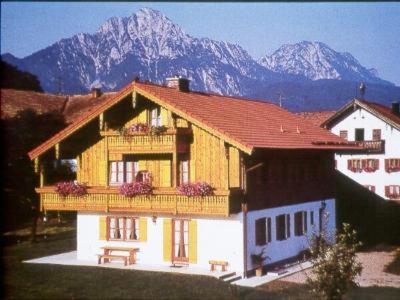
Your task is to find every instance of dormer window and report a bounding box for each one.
[151,107,162,127]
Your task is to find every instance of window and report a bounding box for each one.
[107,216,139,241]
[363,159,379,172]
[180,160,189,185]
[151,107,162,127]
[364,185,376,192]
[385,185,400,199]
[372,129,381,141]
[294,211,307,236]
[347,159,362,172]
[255,217,272,246]
[310,211,314,226]
[109,161,139,185]
[355,128,364,141]
[276,214,290,241]
[339,130,348,140]
[385,158,400,173]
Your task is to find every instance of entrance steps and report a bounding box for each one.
[216,271,242,284]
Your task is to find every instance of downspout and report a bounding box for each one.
[242,201,248,278]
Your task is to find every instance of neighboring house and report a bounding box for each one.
[28,77,357,278]
[321,99,400,200]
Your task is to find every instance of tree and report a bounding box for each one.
[307,222,363,300]
[2,109,66,241]
[0,60,43,92]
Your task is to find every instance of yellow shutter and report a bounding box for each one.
[160,107,168,126]
[139,160,146,171]
[99,216,107,240]
[163,219,172,262]
[189,220,197,264]
[160,160,171,187]
[139,217,147,242]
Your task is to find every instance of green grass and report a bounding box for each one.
[3,223,400,299]
[385,249,400,276]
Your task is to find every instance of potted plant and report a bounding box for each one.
[251,248,270,277]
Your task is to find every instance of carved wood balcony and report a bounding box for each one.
[36,186,242,216]
[100,128,191,154]
[356,140,385,153]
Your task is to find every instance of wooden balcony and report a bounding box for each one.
[356,140,385,153]
[36,186,242,217]
[100,128,191,154]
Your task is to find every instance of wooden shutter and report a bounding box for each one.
[286,214,290,238]
[255,218,266,246]
[347,160,352,170]
[385,159,389,172]
[189,220,197,264]
[385,186,390,197]
[139,217,147,242]
[160,160,171,187]
[303,211,308,233]
[99,216,107,240]
[267,218,272,243]
[375,159,379,170]
[294,212,301,236]
[163,219,172,262]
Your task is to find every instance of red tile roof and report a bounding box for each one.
[28,80,358,159]
[295,111,336,127]
[1,89,115,123]
[358,100,400,127]
[322,99,400,130]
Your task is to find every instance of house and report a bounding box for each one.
[28,77,357,278]
[321,99,400,200]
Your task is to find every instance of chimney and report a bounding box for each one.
[392,101,400,116]
[166,76,190,92]
[91,87,101,98]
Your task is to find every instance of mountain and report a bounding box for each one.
[259,41,393,86]
[2,8,399,112]
[1,8,301,96]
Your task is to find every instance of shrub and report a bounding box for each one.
[307,222,363,300]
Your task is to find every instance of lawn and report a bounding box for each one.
[3,221,400,299]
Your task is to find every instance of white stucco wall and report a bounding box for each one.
[331,107,400,199]
[77,212,244,272]
[246,199,335,270]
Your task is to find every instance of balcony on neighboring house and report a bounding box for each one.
[35,186,243,217]
[355,140,385,153]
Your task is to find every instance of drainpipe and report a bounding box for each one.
[242,202,248,278]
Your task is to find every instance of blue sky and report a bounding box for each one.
[1,2,399,85]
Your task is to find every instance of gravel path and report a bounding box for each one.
[281,249,400,288]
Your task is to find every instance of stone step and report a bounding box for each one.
[217,271,236,280]
[223,274,242,284]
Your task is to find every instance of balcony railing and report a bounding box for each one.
[100,128,191,154]
[356,140,385,153]
[36,186,241,217]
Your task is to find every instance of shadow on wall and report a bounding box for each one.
[335,171,400,247]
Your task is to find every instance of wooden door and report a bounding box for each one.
[172,219,189,263]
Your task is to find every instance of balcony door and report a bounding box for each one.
[172,219,189,263]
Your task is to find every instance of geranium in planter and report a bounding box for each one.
[127,123,150,134]
[119,182,153,198]
[177,182,213,197]
[55,181,87,197]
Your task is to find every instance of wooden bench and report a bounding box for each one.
[97,254,128,266]
[209,260,228,272]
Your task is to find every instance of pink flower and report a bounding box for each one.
[177,182,213,197]
[55,181,87,197]
[119,182,153,198]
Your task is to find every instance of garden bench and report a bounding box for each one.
[209,260,228,271]
[97,254,128,266]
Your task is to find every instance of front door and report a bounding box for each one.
[172,219,189,263]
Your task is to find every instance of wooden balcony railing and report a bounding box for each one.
[356,140,385,153]
[100,128,191,154]
[36,186,241,217]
